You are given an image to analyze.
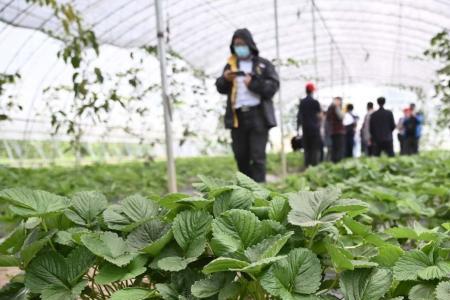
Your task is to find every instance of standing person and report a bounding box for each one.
[296,83,322,167]
[409,103,423,154]
[215,28,279,182]
[361,102,374,156]
[369,97,396,157]
[343,103,358,158]
[397,108,408,155]
[326,97,346,163]
[402,108,419,155]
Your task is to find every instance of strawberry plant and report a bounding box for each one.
[0,170,449,300]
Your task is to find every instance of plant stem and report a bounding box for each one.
[308,224,319,249]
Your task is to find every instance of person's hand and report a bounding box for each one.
[223,70,236,82]
[244,74,252,86]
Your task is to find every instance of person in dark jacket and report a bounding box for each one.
[369,97,396,157]
[326,97,346,163]
[215,28,279,182]
[402,108,419,155]
[343,103,358,158]
[297,82,322,167]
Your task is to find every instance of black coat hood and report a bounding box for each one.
[230,28,259,56]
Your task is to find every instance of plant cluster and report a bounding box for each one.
[0,164,448,299]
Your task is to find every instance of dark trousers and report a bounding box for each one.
[361,141,373,156]
[231,109,268,182]
[345,129,355,158]
[373,140,394,157]
[331,134,345,163]
[303,134,322,167]
[398,134,405,155]
[404,137,418,155]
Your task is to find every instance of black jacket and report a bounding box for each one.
[297,95,321,136]
[369,107,396,142]
[215,28,279,129]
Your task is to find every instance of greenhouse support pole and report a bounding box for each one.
[274,0,287,177]
[154,0,177,192]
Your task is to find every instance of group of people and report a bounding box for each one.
[297,86,423,168]
[215,28,422,183]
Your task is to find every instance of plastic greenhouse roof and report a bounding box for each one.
[1,0,449,145]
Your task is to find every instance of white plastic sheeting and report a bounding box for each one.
[0,0,449,146]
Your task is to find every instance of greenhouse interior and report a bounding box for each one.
[0,0,449,299]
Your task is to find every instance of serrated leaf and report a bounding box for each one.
[173,210,212,258]
[110,288,157,300]
[203,257,249,274]
[385,227,419,240]
[436,281,450,300]
[261,248,322,298]
[103,195,160,231]
[211,209,260,256]
[64,191,107,227]
[154,256,197,272]
[372,244,404,267]
[81,231,137,266]
[95,255,147,284]
[127,219,172,256]
[40,280,87,300]
[25,247,94,294]
[213,188,253,217]
[409,283,436,300]
[236,172,270,199]
[288,188,350,227]
[244,232,293,263]
[340,268,392,300]
[394,250,450,281]
[0,188,70,217]
[191,273,233,298]
[268,197,290,222]
[326,243,354,271]
[0,223,26,254]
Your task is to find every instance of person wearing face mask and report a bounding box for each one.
[216,28,279,182]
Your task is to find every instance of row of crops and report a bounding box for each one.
[0,152,449,299]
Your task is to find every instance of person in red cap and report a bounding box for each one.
[296,82,322,167]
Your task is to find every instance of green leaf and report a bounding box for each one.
[409,283,437,300]
[213,187,253,217]
[40,280,87,300]
[172,210,212,258]
[153,256,197,272]
[326,243,354,271]
[103,195,160,231]
[236,172,270,199]
[393,250,450,281]
[211,209,260,256]
[0,255,19,267]
[288,188,360,227]
[95,255,147,284]
[64,191,107,227]
[191,273,233,298]
[385,227,419,239]
[268,196,290,222]
[25,247,94,294]
[340,268,392,300]
[127,219,172,256]
[203,257,249,274]
[0,223,26,254]
[110,288,157,300]
[155,283,178,300]
[244,232,293,262]
[0,188,70,217]
[261,248,322,299]
[232,256,285,275]
[372,244,403,267]
[20,229,56,267]
[81,231,137,266]
[436,281,450,300]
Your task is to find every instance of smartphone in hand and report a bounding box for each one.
[229,71,246,76]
